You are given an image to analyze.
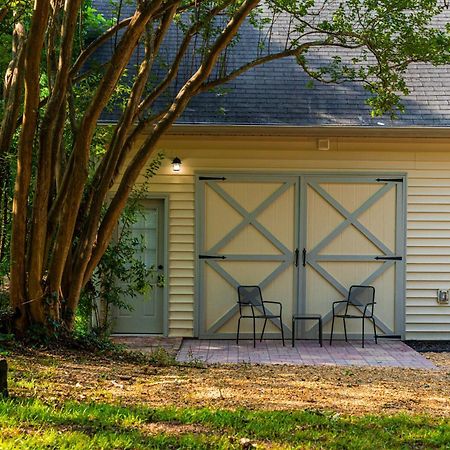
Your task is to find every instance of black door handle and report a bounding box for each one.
[302,248,306,267]
[294,248,299,267]
[157,265,164,270]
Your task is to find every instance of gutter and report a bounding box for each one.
[97,120,450,139]
[166,123,450,139]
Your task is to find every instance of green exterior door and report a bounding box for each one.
[112,199,165,334]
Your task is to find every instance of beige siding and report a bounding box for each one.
[406,172,450,339]
[133,174,195,337]
[126,133,450,339]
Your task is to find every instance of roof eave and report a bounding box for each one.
[97,120,450,138]
[167,123,450,138]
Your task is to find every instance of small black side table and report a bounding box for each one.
[292,314,323,347]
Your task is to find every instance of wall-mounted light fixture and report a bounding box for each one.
[171,157,182,172]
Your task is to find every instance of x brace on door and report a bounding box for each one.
[200,179,295,336]
[303,179,403,335]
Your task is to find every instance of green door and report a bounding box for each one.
[112,199,165,334]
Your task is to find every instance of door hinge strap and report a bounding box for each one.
[199,255,227,259]
[199,176,227,181]
[376,178,403,183]
[375,256,403,261]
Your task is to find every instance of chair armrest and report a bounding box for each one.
[363,302,376,316]
[237,302,256,316]
[332,300,347,312]
[263,301,282,313]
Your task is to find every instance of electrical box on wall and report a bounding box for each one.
[317,138,330,151]
[436,289,449,304]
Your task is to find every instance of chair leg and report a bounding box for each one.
[330,315,335,345]
[260,318,268,342]
[343,318,348,342]
[292,318,295,347]
[372,317,378,344]
[280,318,285,346]
[362,318,365,348]
[318,318,323,347]
[237,317,241,345]
[252,317,256,348]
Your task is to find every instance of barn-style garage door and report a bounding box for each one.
[197,175,298,338]
[197,174,405,339]
[300,176,405,338]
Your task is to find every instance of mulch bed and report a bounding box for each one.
[405,340,450,353]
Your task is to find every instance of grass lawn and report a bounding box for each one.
[0,345,449,449]
[1,398,449,449]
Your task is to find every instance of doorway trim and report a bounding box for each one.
[111,194,169,337]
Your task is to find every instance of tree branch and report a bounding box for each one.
[135,0,235,119]
[199,41,366,92]
[70,16,133,77]
[84,0,262,285]
[199,44,313,92]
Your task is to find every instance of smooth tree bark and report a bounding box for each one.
[0,358,7,397]
[10,0,51,329]
[0,0,448,335]
[0,16,25,267]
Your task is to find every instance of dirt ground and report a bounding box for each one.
[6,347,450,417]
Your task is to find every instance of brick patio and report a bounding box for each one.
[177,339,437,369]
[111,336,182,356]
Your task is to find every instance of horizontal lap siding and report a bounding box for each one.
[145,174,195,337]
[406,171,450,339]
[130,138,450,339]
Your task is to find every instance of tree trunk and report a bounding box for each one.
[10,1,50,332]
[0,359,7,398]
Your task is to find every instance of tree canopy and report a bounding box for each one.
[0,0,449,336]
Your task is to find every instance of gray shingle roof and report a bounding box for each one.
[95,3,450,128]
[181,59,450,127]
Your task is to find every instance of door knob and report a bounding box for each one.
[157,265,164,270]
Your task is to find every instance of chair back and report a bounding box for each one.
[237,285,265,314]
[346,285,375,315]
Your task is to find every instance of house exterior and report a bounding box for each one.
[110,8,450,342]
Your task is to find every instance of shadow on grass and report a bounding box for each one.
[0,397,449,449]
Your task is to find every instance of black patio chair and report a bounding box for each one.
[329,285,377,348]
[236,285,285,347]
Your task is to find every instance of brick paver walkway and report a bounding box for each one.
[177,339,436,369]
[111,336,182,356]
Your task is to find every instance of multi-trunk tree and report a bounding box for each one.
[0,0,449,335]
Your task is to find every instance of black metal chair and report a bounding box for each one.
[329,285,377,348]
[237,285,285,347]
